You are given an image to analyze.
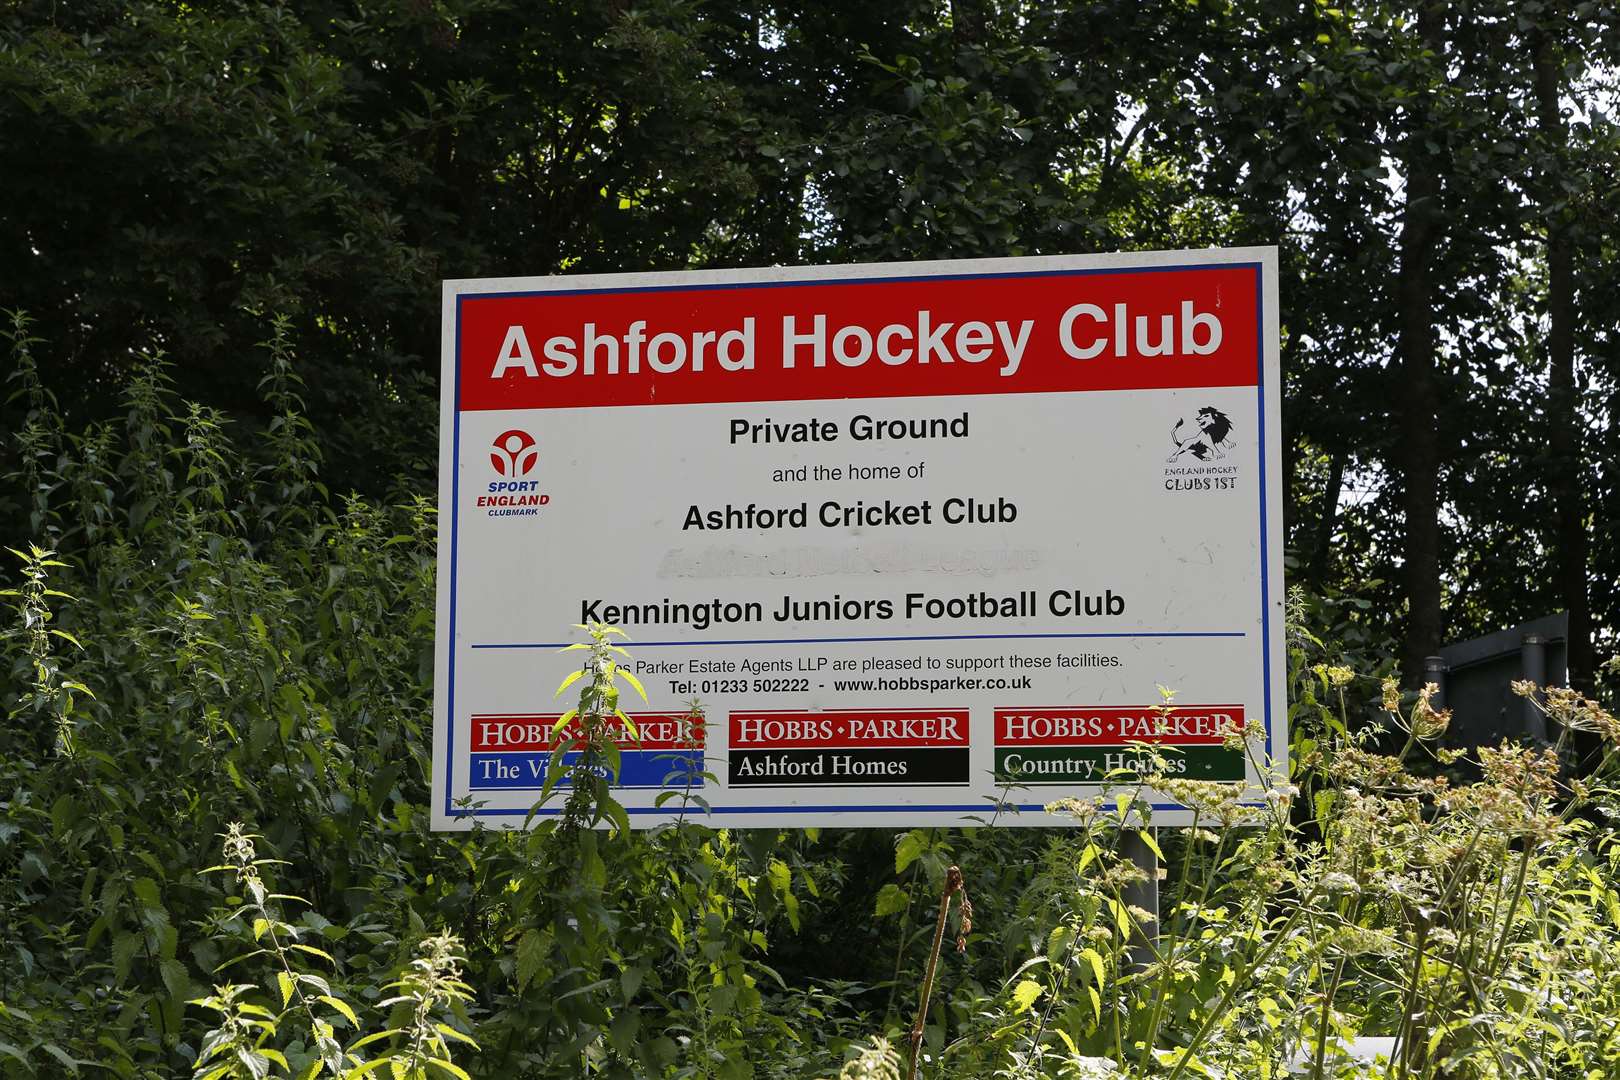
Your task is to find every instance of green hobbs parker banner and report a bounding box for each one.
[432,248,1284,829]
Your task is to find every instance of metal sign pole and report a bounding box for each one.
[1119,828,1160,970]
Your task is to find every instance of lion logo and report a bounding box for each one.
[1167,407,1235,463]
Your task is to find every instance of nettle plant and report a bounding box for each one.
[923,653,1620,1078]
[189,824,477,1080]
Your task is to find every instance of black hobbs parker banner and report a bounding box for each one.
[432,249,1285,829]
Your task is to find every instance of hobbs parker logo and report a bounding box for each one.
[1163,406,1238,492]
[477,429,550,517]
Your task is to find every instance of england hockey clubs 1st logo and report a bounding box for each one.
[1164,407,1239,492]
[478,429,550,517]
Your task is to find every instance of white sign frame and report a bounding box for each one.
[433,248,1284,829]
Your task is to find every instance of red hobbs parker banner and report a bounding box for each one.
[432,249,1284,829]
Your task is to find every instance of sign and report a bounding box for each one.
[433,248,1284,829]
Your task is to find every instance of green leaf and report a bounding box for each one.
[554,669,586,698]
[602,796,632,837]
[289,944,336,964]
[1077,843,1101,875]
[894,829,928,874]
[112,932,141,986]
[40,1043,81,1075]
[617,668,648,702]
[317,995,359,1028]
[278,970,296,1007]
[160,957,190,1002]
[346,1029,405,1053]
[1080,948,1108,989]
[515,929,545,991]
[1010,978,1043,1013]
[621,966,646,1000]
[874,883,909,917]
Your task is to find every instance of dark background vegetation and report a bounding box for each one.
[3,0,1617,683]
[2,2,1618,1077]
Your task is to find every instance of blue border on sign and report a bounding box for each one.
[472,631,1245,649]
[1255,268,1273,743]
[458,801,1222,817]
[460,260,1248,301]
[447,293,464,819]
[442,261,1273,821]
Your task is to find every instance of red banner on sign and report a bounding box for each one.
[730,709,971,750]
[994,706,1245,746]
[457,265,1260,411]
[469,712,705,752]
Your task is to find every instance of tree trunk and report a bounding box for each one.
[1396,3,1447,686]
[1531,15,1593,692]
[1312,453,1345,586]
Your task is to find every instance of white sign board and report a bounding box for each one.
[433,249,1283,829]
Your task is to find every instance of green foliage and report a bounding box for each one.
[3,0,1619,671]
[189,825,476,1080]
[0,319,865,1076]
[2,311,1620,1078]
[4,1,1620,1075]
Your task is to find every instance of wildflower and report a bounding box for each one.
[1328,748,1408,790]
[1248,858,1288,893]
[1478,743,1560,801]
[1315,664,1355,688]
[1381,677,1401,713]
[1331,924,1399,957]
[1156,777,1248,827]
[1320,871,1359,895]
[1541,687,1620,742]
[1099,860,1148,890]
[1046,797,1102,825]
[1264,782,1300,810]
[1427,926,1459,951]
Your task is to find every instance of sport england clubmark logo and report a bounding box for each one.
[1163,407,1239,492]
[477,429,551,517]
[490,429,538,476]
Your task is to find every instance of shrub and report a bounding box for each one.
[3,312,1619,1078]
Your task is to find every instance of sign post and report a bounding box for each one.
[433,248,1283,830]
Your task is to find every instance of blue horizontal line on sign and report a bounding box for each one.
[458,261,1262,302]
[471,631,1247,650]
[446,801,1266,817]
